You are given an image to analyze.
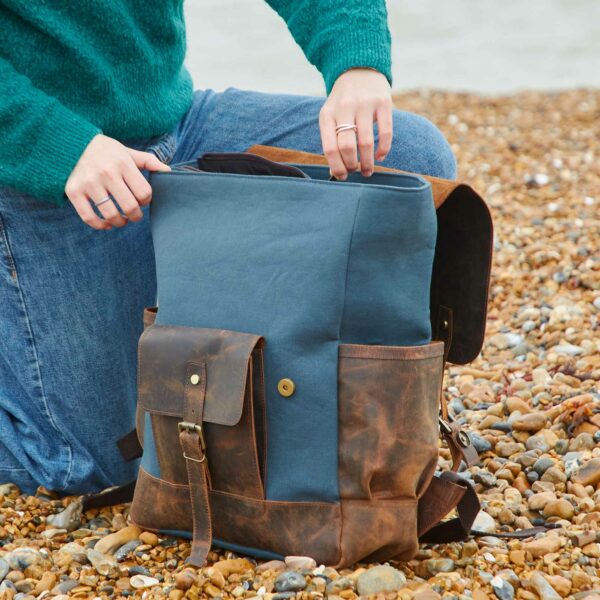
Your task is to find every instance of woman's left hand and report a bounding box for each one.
[319,67,393,180]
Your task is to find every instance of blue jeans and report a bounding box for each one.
[0,87,456,495]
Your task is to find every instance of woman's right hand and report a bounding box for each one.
[64,134,171,230]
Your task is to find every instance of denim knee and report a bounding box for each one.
[382,111,457,180]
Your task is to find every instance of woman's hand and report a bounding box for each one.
[65,134,171,230]
[319,67,393,180]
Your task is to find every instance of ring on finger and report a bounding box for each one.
[335,123,357,135]
[92,195,112,207]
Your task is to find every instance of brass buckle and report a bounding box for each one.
[178,421,206,455]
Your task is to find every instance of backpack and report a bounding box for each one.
[86,144,491,567]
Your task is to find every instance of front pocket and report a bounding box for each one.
[136,322,267,500]
[338,342,443,501]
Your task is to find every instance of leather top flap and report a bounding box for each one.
[138,322,263,425]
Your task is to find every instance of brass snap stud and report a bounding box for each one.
[278,378,295,397]
[190,373,201,385]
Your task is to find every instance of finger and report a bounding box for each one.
[87,183,128,228]
[128,149,171,172]
[106,175,144,221]
[375,100,393,161]
[335,108,359,174]
[319,107,347,180]
[68,193,112,230]
[122,161,153,207]
[356,106,376,176]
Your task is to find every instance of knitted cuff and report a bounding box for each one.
[320,29,393,95]
[15,103,101,206]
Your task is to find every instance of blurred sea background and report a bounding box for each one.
[185,0,600,95]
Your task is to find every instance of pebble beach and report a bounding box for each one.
[0,89,598,599]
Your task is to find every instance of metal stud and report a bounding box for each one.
[190,373,200,385]
[278,378,295,397]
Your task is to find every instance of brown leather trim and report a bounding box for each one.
[143,306,158,327]
[417,473,467,537]
[130,468,342,565]
[246,144,455,208]
[339,341,444,360]
[338,498,418,566]
[137,323,263,425]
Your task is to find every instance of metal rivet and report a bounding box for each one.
[278,378,295,397]
[190,373,200,385]
[457,430,472,448]
[442,319,449,329]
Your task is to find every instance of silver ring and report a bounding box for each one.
[335,123,357,135]
[93,195,112,207]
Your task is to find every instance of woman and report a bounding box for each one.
[0,1,456,495]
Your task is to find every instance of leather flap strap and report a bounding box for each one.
[441,420,480,470]
[418,471,479,543]
[178,360,212,566]
[138,318,263,426]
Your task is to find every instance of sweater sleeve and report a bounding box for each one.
[264,0,392,95]
[0,56,101,206]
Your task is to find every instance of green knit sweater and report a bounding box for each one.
[0,1,392,206]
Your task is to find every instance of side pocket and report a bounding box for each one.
[338,341,443,501]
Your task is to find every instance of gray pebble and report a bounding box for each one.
[555,439,569,455]
[273,593,297,600]
[326,576,353,594]
[533,457,554,475]
[54,579,79,595]
[6,547,43,570]
[0,558,8,583]
[526,435,550,453]
[357,566,406,596]
[471,433,492,453]
[115,540,142,561]
[274,571,307,593]
[45,500,83,532]
[491,576,515,600]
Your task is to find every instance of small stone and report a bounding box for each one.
[174,571,197,590]
[130,574,159,589]
[115,540,142,561]
[86,548,120,577]
[426,558,455,575]
[526,435,551,453]
[496,442,525,458]
[508,550,525,566]
[541,467,567,484]
[139,531,158,546]
[326,577,353,594]
[571,458,600,487]
[5,548,43,571]
[532,457,555,475]
[471,433,493,453]
[491,575,514,600]
[274,571,307,593]
[552,343,583,356]
[581,542,600,557]
[356,566,406,596]
[544,575,571,597]
[512,413,548,432]
[0,559,8,582]
[284,555,316,570]
[94,525,141,555]
[473,510,496,533]
[528,491,557,511]
[529,572,561,600]
[543,499,574,520]
[32,572,57,596]
[213,558,253,576]
[522,535,561,557]
[256,560,286,574]
[57,542,87,564]
[52,579,79,595]
[45,500,83,532]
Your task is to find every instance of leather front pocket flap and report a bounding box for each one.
[138,323,264,425]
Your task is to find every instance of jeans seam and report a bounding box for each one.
[0,213,74,489]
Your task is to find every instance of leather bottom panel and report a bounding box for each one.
[129,468,342,565]
[338,498,419,567]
